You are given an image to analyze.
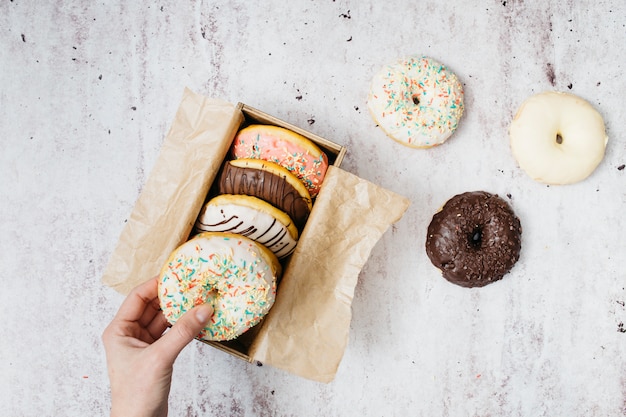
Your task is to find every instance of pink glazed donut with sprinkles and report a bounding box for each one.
[231,124,329,197]
[158,232,281,341]
[367,56,464,148]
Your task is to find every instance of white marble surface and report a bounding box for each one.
[1,1,625,416]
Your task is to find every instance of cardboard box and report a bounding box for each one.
[201,102,346,361]
[103,89,409,382]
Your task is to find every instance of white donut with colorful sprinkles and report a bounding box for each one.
[158,232,281,341]
[367,55,464,148]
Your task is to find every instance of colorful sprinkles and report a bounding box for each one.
[367,56,464,148]
[232,125,329,197]
[158,233,278,341]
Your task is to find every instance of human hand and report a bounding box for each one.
[102,276,213,417]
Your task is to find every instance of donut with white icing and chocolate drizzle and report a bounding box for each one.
[194,194,298,259]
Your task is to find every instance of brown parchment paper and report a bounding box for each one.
[102,89,244,294]
[248,166,409,382]
[102,88,410,382]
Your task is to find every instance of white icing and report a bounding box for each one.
[510,91,608,185]
[367,56,464,148]
[195,202,297,258]
[159,232,278,341]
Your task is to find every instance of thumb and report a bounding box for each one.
[153,304,214,364]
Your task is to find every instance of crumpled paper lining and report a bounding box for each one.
[249,166,410,382]
[102,88,410,383]
[102,89,244,294]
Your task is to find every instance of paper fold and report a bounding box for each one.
[249,166,409,382]
[102,89,244,294]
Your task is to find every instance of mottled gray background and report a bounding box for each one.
[1,1,625,416]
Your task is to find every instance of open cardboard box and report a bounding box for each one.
[102,88,409,382]
[201,102,345,360]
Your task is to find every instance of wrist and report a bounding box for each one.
[110,405,168,417]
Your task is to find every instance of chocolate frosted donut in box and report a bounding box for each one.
[217,158,312,231]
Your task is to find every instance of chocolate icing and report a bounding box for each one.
[218,161,311,231]
[425,191,522,288]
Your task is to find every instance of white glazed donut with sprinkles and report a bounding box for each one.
[367,55,464,148]
[158,232,281,341]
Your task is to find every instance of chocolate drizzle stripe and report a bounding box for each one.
[254,218,276,241]
[238,225,258,237]
[262,226,287,248]
[196,216,245,233]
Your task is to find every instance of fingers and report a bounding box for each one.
[145,311,170,341]
[150,304,214,364]
[114,276,160,322]
[137,296,163,328]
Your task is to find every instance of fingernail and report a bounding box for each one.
[195,304,213,323]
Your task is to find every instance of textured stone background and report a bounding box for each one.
[1,1,625,416]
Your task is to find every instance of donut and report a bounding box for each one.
[194,194,298,259]
[158,232,281,341]
[425,191,522,288]
[218,158,312,231]
[509,91,608,185]
[231,124,329,197]
[367,55,464,148]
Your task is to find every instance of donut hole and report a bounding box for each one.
[555,133,563,145]
[468,225,483,249]
[202,288,219,305]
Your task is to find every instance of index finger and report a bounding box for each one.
[114,276,160,322]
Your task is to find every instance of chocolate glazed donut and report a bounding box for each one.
[425,191,522,288]
[218,161,311,231]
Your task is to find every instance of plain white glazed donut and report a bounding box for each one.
[509,91,608,185]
